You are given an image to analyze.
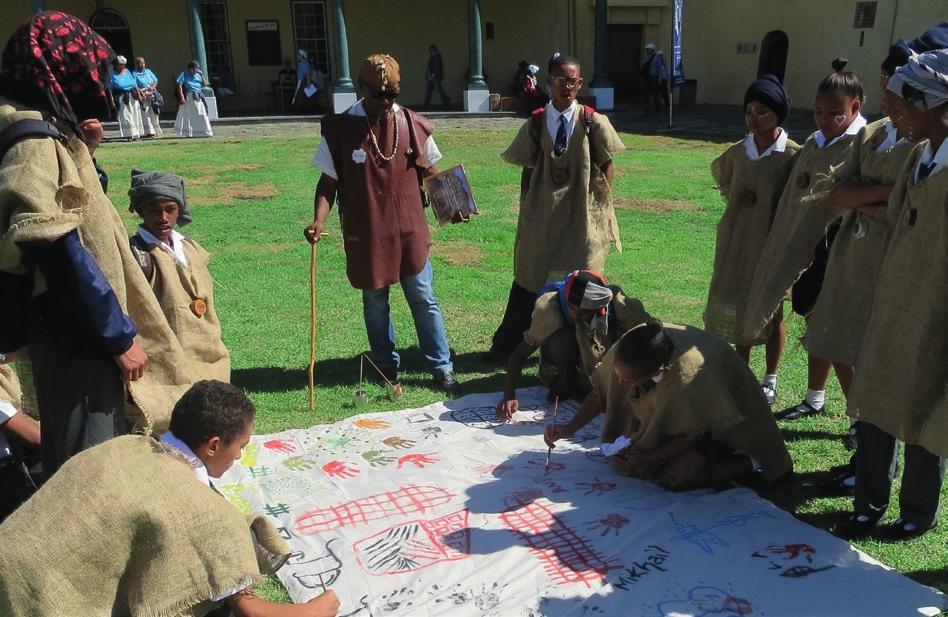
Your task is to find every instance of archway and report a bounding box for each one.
[757,30,788,83]
[89,8,133,61]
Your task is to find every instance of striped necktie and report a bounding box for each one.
[554,115,568,156]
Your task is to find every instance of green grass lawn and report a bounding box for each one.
[99,125,948,600]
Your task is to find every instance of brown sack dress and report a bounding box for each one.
[0,435,291,617]
[503,104,625,293]
[741,131,857,341]
[0,99,193,433]
[849,146,948,456]
[0,364,21,409]
[144,237,231,382]
[703,136,801,345]
[593,324,792,483]
[804,119,915,365]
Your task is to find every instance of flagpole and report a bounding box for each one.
[667,3,674,129]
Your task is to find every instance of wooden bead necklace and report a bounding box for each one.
[366,109,399,161]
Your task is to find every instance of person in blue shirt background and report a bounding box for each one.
[132,56,162,138]
[174,60,212,137]
[109,55,143,140]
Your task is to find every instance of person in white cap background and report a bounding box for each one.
[496,270,650,420]
[639,43,668,115]
[108,54,144,140]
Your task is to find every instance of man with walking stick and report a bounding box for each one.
[304,53,460,396]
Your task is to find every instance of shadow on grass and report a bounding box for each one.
[780,427,850,443]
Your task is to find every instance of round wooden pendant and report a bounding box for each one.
[737,189,757,208]
[795,172,810,189]
[551,168,569,184]
[189,298,208,317]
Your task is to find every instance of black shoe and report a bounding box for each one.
[434,371,461,397]
[821,473,856,496]
[775,400,823,421]
[877,518,937,542]
[481,345,514,362]
[834,513,879,541]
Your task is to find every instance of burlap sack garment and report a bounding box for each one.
[502,103,625,293]
[0,98,193,433]
[593,324,792,483]
[526,290,650,381]
[703,136,801,345]
[142,236,231,382]
[804,119,916,365]
[0,435,291,617]
[0,363,22,409]
[848,145,948,456]
[741,131,858,341]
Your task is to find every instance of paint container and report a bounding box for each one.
[387,382,404,401]
[352,389,368,408]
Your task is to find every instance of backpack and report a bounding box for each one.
[0,119,67,353]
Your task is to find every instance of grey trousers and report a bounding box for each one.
[29,322,129,476]
[854,420,946,525]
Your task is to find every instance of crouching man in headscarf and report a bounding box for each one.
[545,320,792,491]
[497,270,650,420]
[128,169,231,383]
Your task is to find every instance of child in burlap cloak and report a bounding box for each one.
[545,322,792,490]
[839,49,948,541]
[0,435,291,617]
[704,75,800,404]
[742,59,868,420]
[486,55,625,359]
[128,169,231,383]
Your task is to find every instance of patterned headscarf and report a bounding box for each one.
[887,50,948,110]
[0,11,115,128]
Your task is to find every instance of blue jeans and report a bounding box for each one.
[362,260,453,376]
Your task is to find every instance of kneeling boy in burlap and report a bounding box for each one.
[545,321,792,491]
[0,380,339,617]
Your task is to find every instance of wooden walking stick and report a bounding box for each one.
[308,231,328,412]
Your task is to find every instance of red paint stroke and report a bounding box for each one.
[397,453,438,469]
[354,509,471,575]
[767,543,815,562]
[262,438,296,454]
[475,463,512,478]
[498,494,621,587]
[575,477,618,496]
[322,460,360,479]
[526,458,565,473]
[295,485,455,535]
[586,513,630,537]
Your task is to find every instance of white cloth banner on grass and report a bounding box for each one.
[220,388,946,617]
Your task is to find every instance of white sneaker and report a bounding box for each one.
[761,382,777,406]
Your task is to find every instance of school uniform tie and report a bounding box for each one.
[917,160,937,182]
[554,115,568,156]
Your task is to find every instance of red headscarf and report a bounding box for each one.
[0,11,115,128]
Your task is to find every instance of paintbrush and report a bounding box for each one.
[317,571,326,593]
[545,396,559,475]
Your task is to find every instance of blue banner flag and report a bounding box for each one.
[672,0,685,87]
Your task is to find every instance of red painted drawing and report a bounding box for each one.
[498,494,621,587]
[354,509,471,574]
[322,460,360,479]
[397,453,439,469]
[295,485,455,535]
[262,438,296,454]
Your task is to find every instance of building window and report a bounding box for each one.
[292,1,330,73]
[89,9,133,61]
[200,0,234,80]
[853,2,877,28]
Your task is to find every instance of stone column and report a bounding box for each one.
[587,0,614,110]
[186,0,218,119]
[331,0,357,113]
[464,0,489,112]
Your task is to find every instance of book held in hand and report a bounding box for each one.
[424,165,478,226]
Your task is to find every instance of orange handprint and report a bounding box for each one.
[354,418,391,429]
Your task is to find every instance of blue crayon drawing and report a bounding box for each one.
[655,585,755,617]
[669,511,776,554]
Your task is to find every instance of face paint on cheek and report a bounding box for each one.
[833,114,847,125]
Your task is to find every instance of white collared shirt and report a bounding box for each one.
[874,119,903,154]
[812,114,867,149]
[137,225,189,268]
[914,138,948,183]
[546,100,577,145]
[0,399,16,460]
[311,100,442,180]
[743,128,789,161]
[159,430,211,487]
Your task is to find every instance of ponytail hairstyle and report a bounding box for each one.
[817,57,865,103]
[615,319,674,377]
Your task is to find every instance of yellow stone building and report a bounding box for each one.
[2,0,944,115]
